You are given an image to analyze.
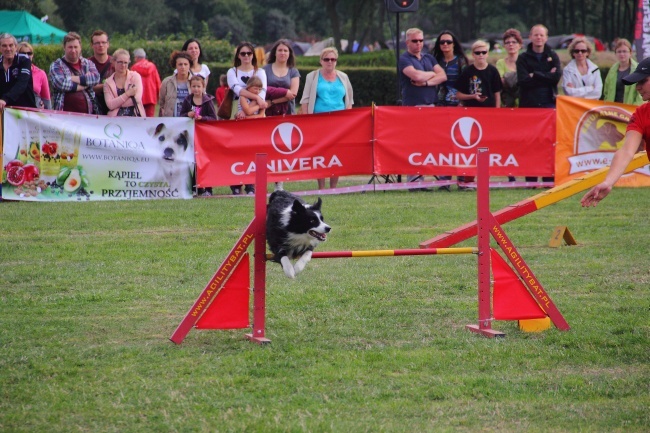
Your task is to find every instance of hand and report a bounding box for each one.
[529,73,534,78]
[550,67,557,73]
[235,111,246,120]
[474,93,487,102]
[566,82,574,88]
[187,111,196,118]
[580,183,612,207]
[257,96,268,109]
[0,99,6,109]
[126,86,137,97]
[285,90,296,101]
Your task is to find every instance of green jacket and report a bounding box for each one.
[603,60,643,105]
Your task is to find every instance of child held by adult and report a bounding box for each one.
[236,76,277,119]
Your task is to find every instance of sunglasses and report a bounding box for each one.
[239,51,253,56]
[572,49,588,54]
[321,58,337,62]
[439,40,453,45]
[21,51,33,55]
[410,39,424,43]
[473,51,488,55]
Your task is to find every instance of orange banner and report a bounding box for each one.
[373,106,555,177]
[556,95,650,186]
[195,108,374,186]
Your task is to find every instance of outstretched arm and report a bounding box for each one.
[581,130,643,207]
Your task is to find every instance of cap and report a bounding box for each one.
[622,57,650,84]
[133,48,146,58]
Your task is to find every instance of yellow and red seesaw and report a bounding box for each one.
[170,149,570,345]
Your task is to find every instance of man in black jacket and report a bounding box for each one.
[516,24,560,184]
[516,24,561,108]
[0,33,36,109]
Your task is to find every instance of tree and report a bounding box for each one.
[263,9,297,43]
[53,0,89,32]
[323,0,343,51]
[0,0,43,16]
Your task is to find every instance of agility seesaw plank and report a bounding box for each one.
[420,152,650,249]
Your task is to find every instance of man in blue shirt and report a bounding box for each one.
[398,28,446,106]
[398,28,447,188]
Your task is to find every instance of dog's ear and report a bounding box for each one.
[312,197,322,211]
[291,199,306,214]
[176,130,189,151]
[147,123,166,137]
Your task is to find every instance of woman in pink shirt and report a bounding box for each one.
[17,42,51,109]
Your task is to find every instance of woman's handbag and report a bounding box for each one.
[130,96,143,117]
[217,89,234,119]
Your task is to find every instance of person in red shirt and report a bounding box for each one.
[215,74,228,107]
[581,57,650,207]
[130,48,161,117]
[88,30,114,115]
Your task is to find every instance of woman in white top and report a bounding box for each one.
[562,36,602,99]
[182,38,210,88]
[226,41,267,195]
[228,42,267,120]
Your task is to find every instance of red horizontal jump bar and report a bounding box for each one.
[310,247,477,259]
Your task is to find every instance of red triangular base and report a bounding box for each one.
[196,253,250,329]
[491,249,547,320]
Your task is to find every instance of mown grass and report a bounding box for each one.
[0,183,648,432]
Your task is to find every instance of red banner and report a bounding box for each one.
[195,108,373,186]
[373,106,556,177]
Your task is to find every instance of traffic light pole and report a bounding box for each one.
[394,12,401,105]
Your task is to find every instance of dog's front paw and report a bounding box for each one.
[293,251,312,275]
[280,256,296,279]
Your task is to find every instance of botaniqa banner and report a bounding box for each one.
[1,109,195,201]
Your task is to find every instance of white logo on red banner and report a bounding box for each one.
[271,123,303,155]
[451,117,482,149]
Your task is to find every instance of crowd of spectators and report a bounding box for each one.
[0,27,646,195]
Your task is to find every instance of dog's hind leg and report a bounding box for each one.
[293,250,312,275]
[280,256,296,279]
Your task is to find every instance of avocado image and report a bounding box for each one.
[30,142,40,161]
[63,168,82,193]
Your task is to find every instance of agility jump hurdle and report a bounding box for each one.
[170,149,569,345]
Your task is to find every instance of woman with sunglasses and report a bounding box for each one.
[300,47,354,190]
[603,38,643,105]
[432,30,467,107]
[431,30,468,189]
[104,49,145,117]
[562,37,602,99]
[17,42,50,109]
[227,42,267,195]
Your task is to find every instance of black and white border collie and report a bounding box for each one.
[266,190,331,278]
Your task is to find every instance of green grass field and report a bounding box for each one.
[1,183,648,432]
